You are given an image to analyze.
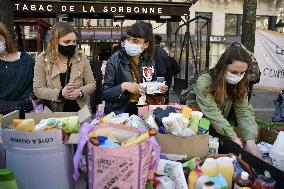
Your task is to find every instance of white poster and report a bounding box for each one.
[254,30,284,89]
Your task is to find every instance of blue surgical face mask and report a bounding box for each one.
[124,41,143,57]
[225,72,245,85]
[0,41,6,54]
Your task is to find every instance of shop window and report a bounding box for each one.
[256,16,269,30]
[195,12,212,35]
[98,19,105,27]
[225,14,238,36]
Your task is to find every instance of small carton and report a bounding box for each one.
[0,105,92,189]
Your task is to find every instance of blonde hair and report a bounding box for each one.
[0,22,17,53]
[47,22,77,62]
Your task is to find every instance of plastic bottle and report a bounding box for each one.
[121,128,157,146]
[201,158,218,177]
[0,169,19,189]
[217,157,234,189]
[188,114,200,133]
[198,118,210,134]
[188,170,199,189]
[234,172,253,189]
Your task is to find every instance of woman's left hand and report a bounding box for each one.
[246,140,261,158]
[66,89,80,100]
[160,84,168,94]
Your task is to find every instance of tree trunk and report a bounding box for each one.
[0,0,16,45]
[241,0,257,53]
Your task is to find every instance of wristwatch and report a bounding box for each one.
[79,89,84,97]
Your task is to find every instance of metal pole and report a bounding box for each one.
[206,18,211,69]
[185,16,190,85]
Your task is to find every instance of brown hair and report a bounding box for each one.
[47,22,77,62]
[208,43,252,105]
[0,22,17,53]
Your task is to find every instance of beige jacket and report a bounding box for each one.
[33,50,96,108]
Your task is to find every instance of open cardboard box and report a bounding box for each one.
[138,105,209,160]
[217,127,284,189]
[0,105,92,189]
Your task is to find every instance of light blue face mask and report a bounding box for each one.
[0,41,6,54]
[124,41,143,57]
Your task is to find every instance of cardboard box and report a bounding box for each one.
[138,105,209,160]
[0,106,92,189]
[156,133,209,160]
[218,127,284,189]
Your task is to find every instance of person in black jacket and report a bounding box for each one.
[103,22,168,115]
[0,22,35,117]
[154,35,181,104]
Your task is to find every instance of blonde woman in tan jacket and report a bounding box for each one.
[33,22,96,112]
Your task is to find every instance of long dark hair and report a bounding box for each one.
[209,43,252,105]
[126,21,154,58]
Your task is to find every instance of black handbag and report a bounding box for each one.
[272,91,284,122]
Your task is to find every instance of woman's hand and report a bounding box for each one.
[246,140,261,158]
[62,81,79,100]
[67,89,81,100]
[160,84,168,94]
[121,82,143,94]
[233,138,243,148]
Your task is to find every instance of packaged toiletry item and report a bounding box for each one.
[144,112,159,130]
[201,158,218,177]
[181,106,192,119]
[217,157,234,189]
[121,128,157,146]
[188,114,200,133]
[15,119,35,132]
[234,172,253,189]
[198,118,210,134]
[156,176,175,189]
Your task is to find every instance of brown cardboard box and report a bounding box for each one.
[156,133,209,160]
[219,127,284,189]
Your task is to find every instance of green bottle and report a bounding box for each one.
[0,169,19,189]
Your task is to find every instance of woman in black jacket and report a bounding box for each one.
[0,22,35,117]
[103,22,168,115]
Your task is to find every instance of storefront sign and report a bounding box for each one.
[12,0,193,16]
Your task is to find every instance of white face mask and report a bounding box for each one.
[0,41,6,54]
[225,72,245,85]
[124,41,144,57]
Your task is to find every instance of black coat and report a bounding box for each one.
[102,49,156,114]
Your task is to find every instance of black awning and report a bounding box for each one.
[12,0,198,21]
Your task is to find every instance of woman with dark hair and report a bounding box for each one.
[193,43,261,157]
[34,22,96,112]
[103,22,168,115]
[0,22,35,116]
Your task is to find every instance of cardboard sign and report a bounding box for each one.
[1,129,63,149]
